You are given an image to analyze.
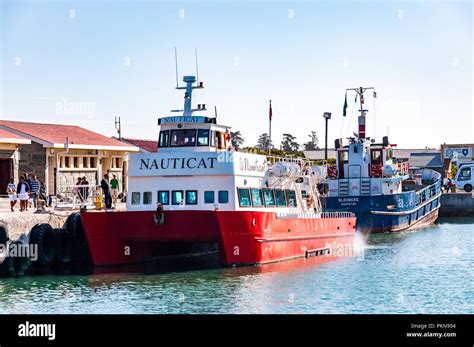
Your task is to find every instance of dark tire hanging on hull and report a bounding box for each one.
[29,223,56,273]
[53,228,74,274]
[65,213,93,274]
[0,240,30,277]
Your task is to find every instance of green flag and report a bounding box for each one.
[343,92,348,117]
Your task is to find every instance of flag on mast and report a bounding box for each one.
[343,92,348,117]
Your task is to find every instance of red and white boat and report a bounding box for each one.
[79,75,356,269]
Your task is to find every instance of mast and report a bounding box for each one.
[346,86,375,140]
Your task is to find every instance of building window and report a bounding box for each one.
[65,157,70,168]
[263,189,275,207]
[204,191,215,204]
[285,190,297,207]
[90,157,97,168]
[197,129,210,146]
[83,157,88,168]
[170,129,197,147]
[251,188,264,207]
[172,190,184,205]
[131,192,140,205]
[73,157,79,168]
[158,191,169,205]
[112,157,122,169]
[218,190,229,204]
[143,192,152,205]
[274,189,287,207]
[237,188,251,207]
[186,190,198,205]
[159,130,169,148]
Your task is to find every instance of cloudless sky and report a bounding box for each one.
[1,0,472,148]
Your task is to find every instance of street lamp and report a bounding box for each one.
[323,112,332,161]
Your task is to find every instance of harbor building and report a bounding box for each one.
[0,129,31,194]
[0,120,139,195]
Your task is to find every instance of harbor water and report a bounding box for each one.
[0,217,473,314]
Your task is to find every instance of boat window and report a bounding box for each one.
[197,129,210,146]
[131,192,140,205]
[385,148,392,161]
[371,149,382,162]
[237,188,251,207]
[274,189,287,207]
[172,190,184,205]
[459,168,472,181]
[170,129,197,147]
[158,191,169,205]
[339,150,349,163]
[263,189,276,207]
[159,130,170,148]
[186,190,198,205]
[285,190,297,207]
[251,188,264,207]
[204,191,215,203]
[143,192,152,205]
[218,190,229,204]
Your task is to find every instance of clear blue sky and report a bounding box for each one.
[1,0,472,149]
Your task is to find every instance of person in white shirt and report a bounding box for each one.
[17,176,30,212]
[6,177,17,212]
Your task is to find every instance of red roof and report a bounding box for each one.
[121,137,158,152]
[0,120,137,150]
[0,128,29,141]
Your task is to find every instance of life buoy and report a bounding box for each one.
[327,166,338,179]
[372,163,383,178]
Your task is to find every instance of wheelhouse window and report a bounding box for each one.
[131,192,140,205]
[285,190,297,207]
[274,189,287,207]
[237,188,251,207]
[218,190,229,204]
[371,149,382,162]
[172,190,184,205]
[170,129,197,147]
[159,130,170,148]
[339,150,349,163]
[143,192,152,205]
[204,191,215,203]
[197,129,210,146]
[251,188,264,207]
[158,191,169,205]
[186,190,198,205]
[263,189,275,207]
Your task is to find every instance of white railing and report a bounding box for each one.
[54,184,100,209]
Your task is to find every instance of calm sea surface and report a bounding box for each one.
[1,217,473,314]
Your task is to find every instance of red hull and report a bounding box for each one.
[80,210,356,268]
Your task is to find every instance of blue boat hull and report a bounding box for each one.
[321,189,441,233]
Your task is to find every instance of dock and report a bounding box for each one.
[439,192,474,217]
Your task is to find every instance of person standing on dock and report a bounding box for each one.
[110,174,119,208]
[7,177,17,212]
[24,173,32,209]
[81,176,89,202]
[30,175,40,209]
[17,176,30,212]
[100,174,112,209]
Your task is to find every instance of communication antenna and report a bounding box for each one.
[214,105,218,119]
[115,116,122,140]
[175,47,179,88]
[195,48,199,86]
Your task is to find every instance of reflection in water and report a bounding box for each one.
[0,218,473,314]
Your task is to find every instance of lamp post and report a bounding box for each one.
[323,112,332,161]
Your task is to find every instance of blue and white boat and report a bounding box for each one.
[320,87,442,233]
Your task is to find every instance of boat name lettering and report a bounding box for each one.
[338,197,359,206]
[160,116,206,124]
[239,158,266,172]
[139,157,218,170]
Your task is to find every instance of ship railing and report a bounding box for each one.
[275,211,354,219]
